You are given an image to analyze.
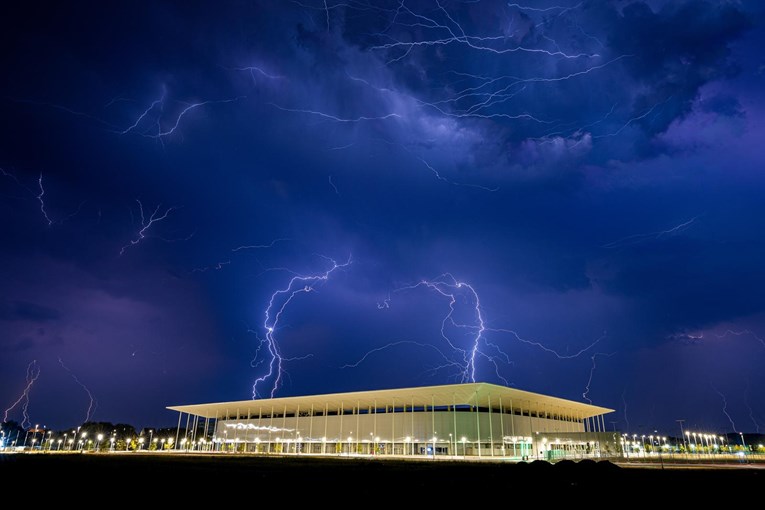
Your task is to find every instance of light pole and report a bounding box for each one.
[676,419,687,454]
[739,432,748,454]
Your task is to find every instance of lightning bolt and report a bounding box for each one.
[582,351,616,404]
[602,216,698,249]
[58,358,97,423]
[349,274,601,385]
[119,200,177,255]
[711,385,738,433]
[3,360,41,429]
[252,255,352,398]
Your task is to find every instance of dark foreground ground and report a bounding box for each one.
[1,453,762,499]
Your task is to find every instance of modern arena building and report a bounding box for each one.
[168,382,621,460]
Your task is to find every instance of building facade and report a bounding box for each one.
[168,382,619,460]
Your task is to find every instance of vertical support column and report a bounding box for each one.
[355,401,360,454]
[600,414,605,433]
[269,406,274,453]
[184,412,191,449]
[295,405,300,454]
[474,391,481,457]
[510,398,516,457]
[431,395,435,453]
[339,401,344,454]
[203,416,209,448]
[488,393,494,457]
[499,396,505,457]
[244,409,250,451]
[309,404,314,454]
[391,397,395,456]
[526,401,533,434]
[175,411,183,451]
[233,408,240,452]
[257,407,263,453]
[214,410,219,451]
[323,403,328,454]
[411,397,415,454]
[452,394,458,457]
[373,399,378,448]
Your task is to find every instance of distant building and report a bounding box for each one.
[168,382,620,460]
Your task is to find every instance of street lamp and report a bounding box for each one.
[96,434,104,451]
[739,432,748,454]
[138,437,145,450]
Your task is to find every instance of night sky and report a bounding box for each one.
[1,1,764,437]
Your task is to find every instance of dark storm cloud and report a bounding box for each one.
[0,0,763,434]
[0,300,60,322]
[607,0,751,133]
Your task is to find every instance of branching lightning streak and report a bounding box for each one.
[712,385,738,433]
[593,96,674,139]
[328,175,340,195]
[118,89,245,139]
[341,340,462,371]
[602,217,698,249]
[37,174,53,226]
[3,361,40,428]
[370,2,596,59]
[507,2,581,14]
[351,274,602,384]
[151,97,245,138]
[119,200,177,255]
[192,260,231,273]
[715,329,765,348]
[582,351,616,404]
[376,293,391,309]
[418,158,499,192]
[394,274,485,382]
[230,65,283,81]
[58,358,97,423]
[232,238,290,252]
[269,103,401,123]
[488,328,605,359]
[253,255,352,398]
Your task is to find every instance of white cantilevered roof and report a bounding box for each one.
[168,382,613,420]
